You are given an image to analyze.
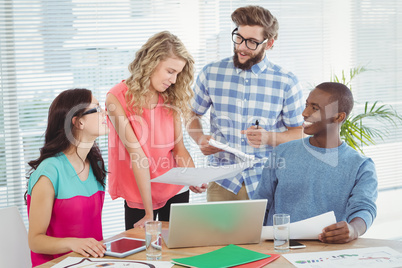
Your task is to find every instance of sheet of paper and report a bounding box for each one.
[51,257,173,268]
[282,246,402,268]
[261,211,336,240]
[151,161,256,186]
[209,139,255,161]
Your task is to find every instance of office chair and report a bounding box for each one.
[0,206,32,267]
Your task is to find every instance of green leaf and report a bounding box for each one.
[336,67,402,153]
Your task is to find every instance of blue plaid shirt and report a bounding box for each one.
[191,55,304,198]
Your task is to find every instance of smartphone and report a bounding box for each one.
[289,240,306,249]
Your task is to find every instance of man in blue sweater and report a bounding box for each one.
[253,82,378,244]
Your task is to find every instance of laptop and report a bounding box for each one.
[162,199,267,248]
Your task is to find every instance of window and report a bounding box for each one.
[1,0,401,239]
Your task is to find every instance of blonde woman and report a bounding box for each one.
[106,31,206,229]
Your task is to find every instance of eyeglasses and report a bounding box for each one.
[231,28,267,50]
[82,105,102,116]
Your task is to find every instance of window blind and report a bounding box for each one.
[1,0,401,239]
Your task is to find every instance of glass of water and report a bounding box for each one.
[273,214,290,252]
[145,221,162,260]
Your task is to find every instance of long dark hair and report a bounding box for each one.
[27,88,106,189]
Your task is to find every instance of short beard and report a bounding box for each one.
[233,47,265,70]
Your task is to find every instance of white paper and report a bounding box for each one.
[151,161,255,186]
[51,257,173,268]
[283,246,402,268]
[208,139,255,161]
[261,211,337,240]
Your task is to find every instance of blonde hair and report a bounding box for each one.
[125,31,194,120]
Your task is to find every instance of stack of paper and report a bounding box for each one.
[171,244,280,268]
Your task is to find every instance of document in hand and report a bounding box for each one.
[261,211,337,240]
[151,162,255,186]
[208,139,255,161]
[171,244,279,268]
[151,140,263,186]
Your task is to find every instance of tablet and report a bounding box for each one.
[104,237,146,258]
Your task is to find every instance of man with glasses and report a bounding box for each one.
[187,6,304,201]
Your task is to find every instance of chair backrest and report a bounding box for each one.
[0,206,32,267]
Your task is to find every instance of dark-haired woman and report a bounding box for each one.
[26,89,108,267]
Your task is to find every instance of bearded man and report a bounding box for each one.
[187,5,304,201]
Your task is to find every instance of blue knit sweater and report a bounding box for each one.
[253,137,378,228]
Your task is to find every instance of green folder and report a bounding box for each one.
[171,244,271,268]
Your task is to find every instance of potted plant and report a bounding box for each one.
[331,66,402,153]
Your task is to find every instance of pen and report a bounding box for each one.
[255,120,259,129]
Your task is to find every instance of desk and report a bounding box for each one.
[37,222,402,267]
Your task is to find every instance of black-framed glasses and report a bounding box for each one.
[231,28,267,50]
[82,105,102,116]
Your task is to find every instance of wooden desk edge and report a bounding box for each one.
[36,222,402,267]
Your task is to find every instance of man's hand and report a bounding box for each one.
[241,126,269,148]
[197,135,223,155]
[318,221,358,244]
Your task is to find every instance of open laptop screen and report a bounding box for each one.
[163,199,267,248]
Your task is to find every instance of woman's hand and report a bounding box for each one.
[133,213,154,228]
[190,183,208,193]
[68,238,106,257]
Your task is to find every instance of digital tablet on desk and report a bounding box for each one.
[104,237,146,258]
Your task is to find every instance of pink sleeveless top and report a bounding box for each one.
[27,153,104,267]
[107,81,184,209]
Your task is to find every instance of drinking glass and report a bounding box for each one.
[145,221,162,260]
[273,214,290,252]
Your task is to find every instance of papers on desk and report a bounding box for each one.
[283,246,402,267]
[50,257,173,267]
[261,211,336,240]
[151,161,256,186]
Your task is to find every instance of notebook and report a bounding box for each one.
[171,244,275,268]
[162,199,267,248]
